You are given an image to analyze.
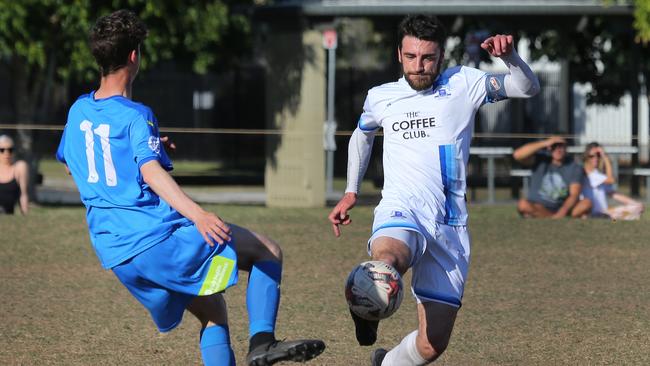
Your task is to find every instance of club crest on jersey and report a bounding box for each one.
[148,136,161,154]
[390,210,406,218]
[433,86,451,98]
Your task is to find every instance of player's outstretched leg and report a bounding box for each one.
[353,234,411,346]
[186,293,235,366]
[232,224,325,365]
[350,308,380,346]
[381,302,458,365]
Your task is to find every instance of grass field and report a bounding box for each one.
[2,204,649,365]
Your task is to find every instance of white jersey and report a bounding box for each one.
[358,66,503,225]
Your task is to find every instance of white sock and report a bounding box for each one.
[382,330,427,366]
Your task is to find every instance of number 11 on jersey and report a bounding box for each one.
[80,120,118,186]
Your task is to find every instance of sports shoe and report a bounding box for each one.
[370,348,388,366]
[246,339,326,366]
[350,309,379,346]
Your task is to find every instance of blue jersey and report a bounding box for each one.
[57,92,191,269]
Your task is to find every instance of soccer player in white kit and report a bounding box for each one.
[328,15,540,365]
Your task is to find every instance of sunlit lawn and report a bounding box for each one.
[2,204,649,365]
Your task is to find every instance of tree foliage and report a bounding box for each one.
[632,0,650,43]
[0,0,253,123]
[527,16,638,105]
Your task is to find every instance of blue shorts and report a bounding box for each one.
[112,223,238,332]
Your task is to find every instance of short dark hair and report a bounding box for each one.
[398,15,447,51]
[90,9,147,76]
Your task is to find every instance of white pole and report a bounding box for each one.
[323,30,337,196]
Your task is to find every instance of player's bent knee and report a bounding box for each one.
[258,234,282,262]
[371,239,411,274]
[233,225,283,265]
[416,331,449,361]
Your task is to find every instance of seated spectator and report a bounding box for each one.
[0,135,29,215]
[581,142,644,220]
[513,136,591,218]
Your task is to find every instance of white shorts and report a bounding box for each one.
[368,203,470,308]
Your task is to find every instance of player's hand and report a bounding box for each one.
[328,192,357,237]
[193,210,232,246]
[481,34,514,58]
[160,136,176,152]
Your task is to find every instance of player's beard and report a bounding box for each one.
[402,57,443,91]
[404,72,437,91]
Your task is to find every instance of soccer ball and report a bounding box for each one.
[345,261,404,321]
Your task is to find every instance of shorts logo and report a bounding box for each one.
[390,210,406,218]
[489,77,501,91]
[148,136,161,154]
[199,256,236,295]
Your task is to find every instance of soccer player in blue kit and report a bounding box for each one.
[56,9,324,366]
[329,15,540,365]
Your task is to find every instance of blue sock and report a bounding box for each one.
[200,325,235,366]
[247,260,282,337]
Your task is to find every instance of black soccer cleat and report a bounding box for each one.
[350,308,379,346]
[246,339,326,366]
[370,348,388,366]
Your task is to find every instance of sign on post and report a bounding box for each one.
[322,29,337,50]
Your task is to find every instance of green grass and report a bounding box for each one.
[1,204,649,365]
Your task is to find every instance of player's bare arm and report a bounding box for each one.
[140,160,231,245]
[328,192,357,237]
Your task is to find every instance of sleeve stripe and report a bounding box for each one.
[358,122,379,131]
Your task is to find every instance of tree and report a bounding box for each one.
[526,15,637,105]
[0,0,253,135]
[0,1,94,126]
[0,0,254,199]
[632,0,650,43]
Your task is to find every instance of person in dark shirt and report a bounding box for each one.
[514,136,591,218]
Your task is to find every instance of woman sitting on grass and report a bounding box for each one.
[581,142,644,220]
[0,134,29,215]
